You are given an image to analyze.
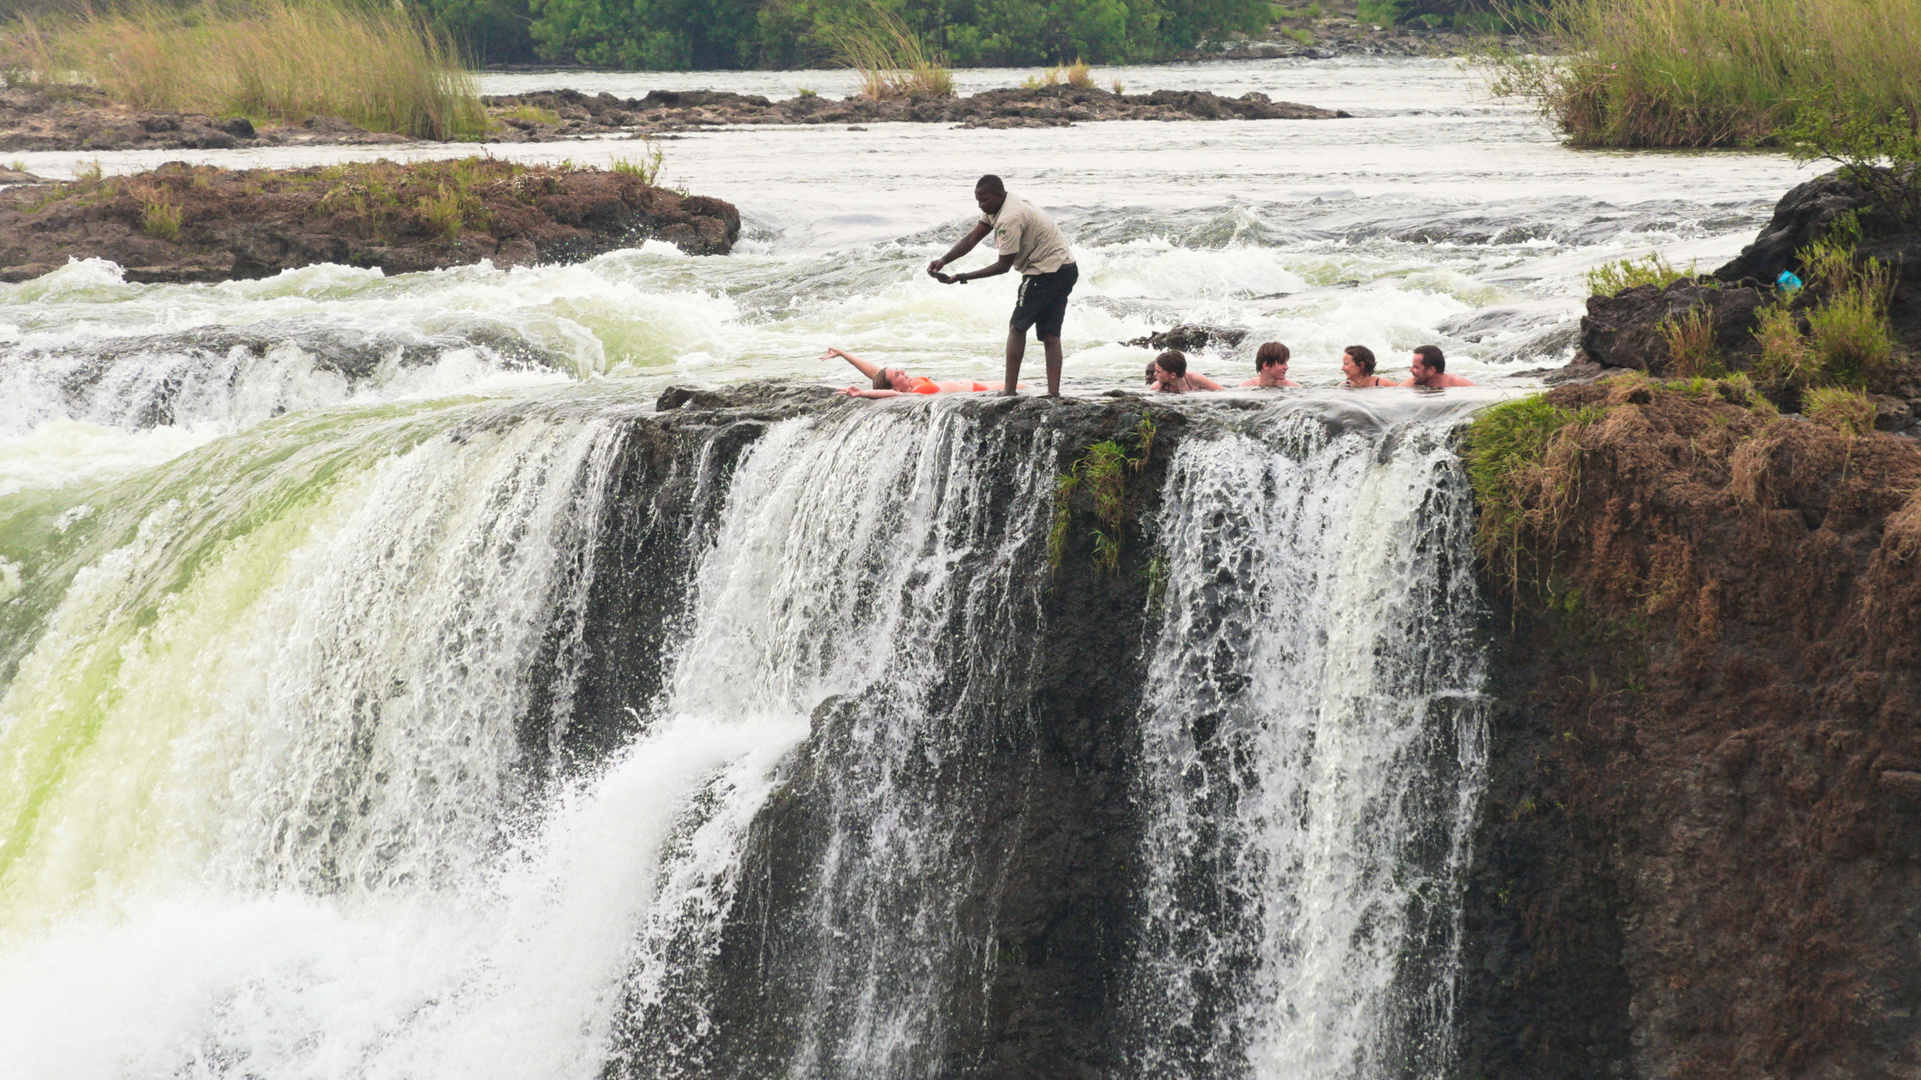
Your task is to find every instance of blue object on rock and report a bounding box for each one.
[1776,269,1804,293]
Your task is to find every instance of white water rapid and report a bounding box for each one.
[0,55,1812,1080]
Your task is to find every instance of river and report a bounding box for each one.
[0,56,1808,1080]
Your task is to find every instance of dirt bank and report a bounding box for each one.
[1456,379,1921,1079]
[0,157,739,283]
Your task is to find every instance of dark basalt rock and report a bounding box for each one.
[479,83,1347,140]
[1577,279,1768,372]
[1122,323,1250,352]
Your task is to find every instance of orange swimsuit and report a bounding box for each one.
[907,377,989,394]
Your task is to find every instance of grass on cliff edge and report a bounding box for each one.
[1464,393,1599,596]
[0,0,485,140]
[1479,0,1921,148]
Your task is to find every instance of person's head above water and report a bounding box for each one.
[871,366,910,391]
[1255,342,1290,370]
[1342,345,1377,379]
[1412,344,1445,375]
[975,174,1007,216]
[1154,349,1188,377]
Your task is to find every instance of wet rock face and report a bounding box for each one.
[1577,280,1768,371]
[0,159,741,283]
[593,388,1182,1080]
[1454,385,1921,1080]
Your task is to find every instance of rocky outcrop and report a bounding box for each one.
[1577,279,1768,370]
[0,158,740,283]
[0,84,408,152]
[1454,381,1921,1080]
[481,83,1347,137]
[1121,323,1250,352]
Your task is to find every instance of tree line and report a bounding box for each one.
[414,0,1277,69]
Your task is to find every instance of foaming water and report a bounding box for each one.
[1129,402,1488,1078]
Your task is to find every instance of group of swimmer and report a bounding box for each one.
[825,173,1475,399]
[1142,341,1474,393]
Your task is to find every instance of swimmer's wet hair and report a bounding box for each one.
[1414,344,1445,372]
[1256,342,1290,368]
[1344,345,1376,376]
[874,367,901,391]
[1155,350,1187,377]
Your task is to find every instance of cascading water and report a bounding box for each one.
[0,388,1494,1080]
[1126,401,1488,1080]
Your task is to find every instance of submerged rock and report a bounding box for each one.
[0,158,741,283]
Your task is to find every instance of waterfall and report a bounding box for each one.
[0,388,1492,1080]
[1128,402,1489,1079]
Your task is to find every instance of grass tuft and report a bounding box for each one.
[820,3,953,101]
[0,0,485,140]
[1804,385,1877,436]
[136,185,181,239]
[610,142,664,186]
[1661,308,1721,377]
[1587,251,1695,297]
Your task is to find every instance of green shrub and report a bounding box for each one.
[1750,303,1812,386]
[1807,280,1894,385]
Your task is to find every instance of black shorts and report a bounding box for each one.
[1010,262,1078,338]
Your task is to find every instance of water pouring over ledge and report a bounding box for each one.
[0,385,1491,1079]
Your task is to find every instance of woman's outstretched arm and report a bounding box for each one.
[821,347,881,382]
[838,386,903,398]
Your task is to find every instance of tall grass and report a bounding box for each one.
[0,0,484,140]
[1482,0,1921,148]
[818,3,953,100]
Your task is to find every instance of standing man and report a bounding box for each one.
[1400,345,1476,388]
[927,175,1078,397]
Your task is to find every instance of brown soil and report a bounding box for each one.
[0,84,410,153]
[1457,380,1921,1079]
[0,158,739,283]
[480,83,1346,138]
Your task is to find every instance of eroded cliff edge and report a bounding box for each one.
[1454,379,1921,1080]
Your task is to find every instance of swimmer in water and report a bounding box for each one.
[1398,345,1476,388]
[1340,345,1395,388]
[822,347,1023,398]
[1240,341,1300,387]
[1149,350,1224,393]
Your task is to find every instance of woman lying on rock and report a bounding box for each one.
[823,347,1023,398]
[1146,350,1224,393]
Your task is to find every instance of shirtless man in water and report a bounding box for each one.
[822,347,1022,398]
[926,174,1078,397]
[1240,342,1300,387]
[1398,345,1476,388]
[1148,350,1223,393]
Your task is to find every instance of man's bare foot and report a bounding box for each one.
[999,388,1019,397]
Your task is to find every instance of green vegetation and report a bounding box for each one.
[1463,394,1598,596]
[513,0,1272,71]
[1751,235,1896,394]
[1,0,484,140]
[1586,251,1696,298]
[611,144,664,186]
[1049,413,1155,577]
[136,185,182,239]
[1660,308,1721,377]
[819,5,953,100]
[1803,385,1877,436]
[496,104,560,127]
[1480,0,1921,150]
